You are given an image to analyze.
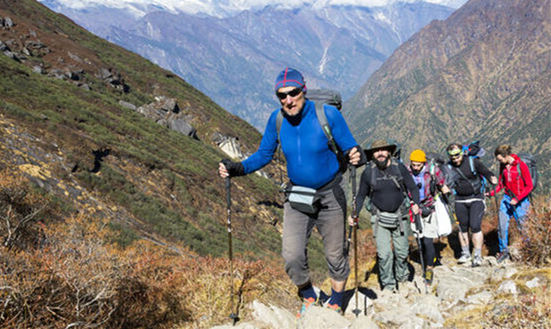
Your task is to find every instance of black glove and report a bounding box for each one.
[346,145,367,167]
[220,159,245,177]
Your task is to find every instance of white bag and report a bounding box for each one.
[434,196,452,237]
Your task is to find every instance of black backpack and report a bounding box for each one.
[516,153,538,191]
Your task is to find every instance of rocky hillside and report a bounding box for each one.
[346,0,551,187]
[0,0,294,261]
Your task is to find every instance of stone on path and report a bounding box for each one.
[497,280,518,295]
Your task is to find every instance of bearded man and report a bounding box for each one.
[351,140,420,292]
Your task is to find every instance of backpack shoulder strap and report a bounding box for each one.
[314,102,338,155]
[389,161,404,182]
[275,110,283,145]
[369,162,377,199]
[469,156,478,176]
[390,162,407,195]
[516,162,526,185]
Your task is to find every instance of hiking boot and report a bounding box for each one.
[382,285,397,294]
[457,253,472,264]
[496,252,510,263]
[297,297,317,318]
[424,269,434,285]
[325,303,342,314]
[472,255,483,267]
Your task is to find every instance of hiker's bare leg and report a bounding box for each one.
[459,231,470,248]
[472,231,483,250]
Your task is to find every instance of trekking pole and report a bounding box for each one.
[225,177,239,325]
[349,166,361,317]
[414,212,427,294]
[345,167,356,256]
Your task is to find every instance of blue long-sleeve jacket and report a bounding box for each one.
[242,99,358,189]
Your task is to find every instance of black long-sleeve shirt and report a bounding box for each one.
[355,161,420,213]
[448,157,494,200]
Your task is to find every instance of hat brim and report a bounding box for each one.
[364,145,397,160]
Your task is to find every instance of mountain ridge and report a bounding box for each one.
[346,0,551,187]
[40,0,460,130]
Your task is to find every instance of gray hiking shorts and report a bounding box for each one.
[281,177,349,286]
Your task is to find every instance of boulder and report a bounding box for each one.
[0,40,8,51]
[136,98,198,140]
[250,300,295,329]
[411,295,444,324]
[497,280,518,295]
[118,100,137,111]
[97,68,112,80]
[218,136,246,160]
[298,305,351,329]
[525,277,541,289]
[465,290,493,305]
[1,17,14,28]
[168,118,198,139]
[3,50,20,61]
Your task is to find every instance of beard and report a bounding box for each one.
[374,156,389,170]
[411,167,422,176]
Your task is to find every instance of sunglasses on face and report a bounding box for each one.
[448,149,462,158]
[276,87,302,100]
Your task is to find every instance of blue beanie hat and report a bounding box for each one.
[274,67,306,92]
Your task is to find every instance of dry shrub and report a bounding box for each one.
[0,215,192,328]
[0,170,297,328]
[0,169,50,249]
[0,212,294,328]
[177,255,295,328]
[486,283,551,329]
[519,195,551,267]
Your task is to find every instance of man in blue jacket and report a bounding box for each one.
[219,67,364,315]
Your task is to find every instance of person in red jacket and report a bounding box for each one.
[487,144,533,263]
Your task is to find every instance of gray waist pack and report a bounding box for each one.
[376,211,402,229]
[287,185,320,214]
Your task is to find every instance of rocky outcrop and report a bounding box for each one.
[211,132,272,179]
[135,96,199,140]
[0,16,14,29]
[95,68,130,93]
[212,132,246,160]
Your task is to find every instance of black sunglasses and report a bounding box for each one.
[276,87,303,100]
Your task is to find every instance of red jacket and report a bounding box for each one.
[490,154,533,201]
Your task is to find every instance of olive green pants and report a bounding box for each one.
[374,218,411,290]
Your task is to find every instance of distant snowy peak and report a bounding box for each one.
[38,0,468,18]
